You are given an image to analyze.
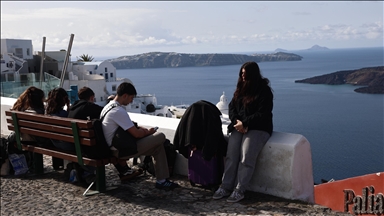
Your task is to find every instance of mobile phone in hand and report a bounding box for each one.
[154,126,159,131]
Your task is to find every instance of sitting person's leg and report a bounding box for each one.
[213,130,242,200]
[121,132,179,190]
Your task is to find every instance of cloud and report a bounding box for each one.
[292,12,311,16]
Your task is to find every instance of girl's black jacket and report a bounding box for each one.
[228,85,273,135]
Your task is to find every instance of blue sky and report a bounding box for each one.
[1,1,383,60]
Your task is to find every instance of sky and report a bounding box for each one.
[1,1,383,60]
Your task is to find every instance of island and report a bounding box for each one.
[107,51,303,69]
[295,66,384,94]
[305,45,330,51]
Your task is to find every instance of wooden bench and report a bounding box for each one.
[5,110,118,196]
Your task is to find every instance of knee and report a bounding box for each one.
[154,132,166,145]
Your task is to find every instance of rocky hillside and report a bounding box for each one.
[107,52,303,69]
[295,66,384,94]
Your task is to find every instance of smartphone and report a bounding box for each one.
[154,126,159,131]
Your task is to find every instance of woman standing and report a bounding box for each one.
[213,61,273,203]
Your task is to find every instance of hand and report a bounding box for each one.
[147,128,156,135]
[234,120,247,134]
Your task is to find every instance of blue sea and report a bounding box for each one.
[117,47,384,183]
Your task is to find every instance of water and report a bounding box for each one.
[117,47,384,183]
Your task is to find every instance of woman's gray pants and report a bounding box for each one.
[221,130,270,192]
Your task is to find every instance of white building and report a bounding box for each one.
[69,61,132,105]
[1,39,34,74]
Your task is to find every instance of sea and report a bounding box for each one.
[116,47,384,183]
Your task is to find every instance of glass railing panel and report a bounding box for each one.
[0,72,61,98]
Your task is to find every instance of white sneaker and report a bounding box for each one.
[226,190,244,203]
[212,187,231,200]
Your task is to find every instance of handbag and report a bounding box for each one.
[111,124,138,158]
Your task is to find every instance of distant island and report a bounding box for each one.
[107,52,303,69]
[275,45,330,52]
[295,66,384,94]
[306,45,330,51]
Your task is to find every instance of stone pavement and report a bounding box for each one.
[0,155,352,216]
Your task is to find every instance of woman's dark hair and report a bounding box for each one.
[117,82,137,97]
[233,61,272,106]
[11,86,45,111]
[46,87,69,115]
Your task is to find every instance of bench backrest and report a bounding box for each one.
[5,110,99,165]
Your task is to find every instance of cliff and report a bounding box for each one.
[295,66,384,94]
[107,52,303,69]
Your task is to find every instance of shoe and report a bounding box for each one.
[119,169,143,181]
[226,190,244,203]
[212,187,231,200]
[155,179,179,190]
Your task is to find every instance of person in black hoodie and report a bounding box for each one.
[68,87,142,181]
[213,62,273,203]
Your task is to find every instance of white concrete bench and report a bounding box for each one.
[128,112,314,203]
[1,97,314,203]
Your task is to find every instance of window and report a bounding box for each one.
[27,48,30,56]
[110,73,113,77]
[15,48,23,58]
[100,74,102,76]
[105,73,108,80]
[89,71,92,74]
[100,97,103,101]
[105,67,108,72]
[112,85,116,91]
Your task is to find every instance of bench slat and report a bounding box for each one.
[21,144,113,166]
[6,119,95,138]
[5,111,93,129]
[7,126,96,146]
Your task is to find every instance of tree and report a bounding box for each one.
[77,54,94,62]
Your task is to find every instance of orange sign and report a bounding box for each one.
[314,172,383,215]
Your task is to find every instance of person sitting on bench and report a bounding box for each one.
[68,86,142,181]
[101,82,179,190]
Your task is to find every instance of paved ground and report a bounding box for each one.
[0,155,352,216]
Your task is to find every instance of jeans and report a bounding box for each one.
[221,130,270,192]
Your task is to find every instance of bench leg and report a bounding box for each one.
[33,153,44,174]
[95,166,106,192]
[83,165,118,196]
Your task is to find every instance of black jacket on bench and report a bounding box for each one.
[173,100,228,161]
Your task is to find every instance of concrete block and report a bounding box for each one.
[248,131,314,203]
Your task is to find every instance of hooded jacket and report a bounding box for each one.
[68,100,103,120]
[173,100,227,161]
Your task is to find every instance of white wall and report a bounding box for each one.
[1,97,314,203]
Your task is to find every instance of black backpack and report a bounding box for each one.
[82,105,117,159]
[139,139,177,177]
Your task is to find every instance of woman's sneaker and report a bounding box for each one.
[212,187,231,200]
[155,179,179,190]
[226,190,244,203]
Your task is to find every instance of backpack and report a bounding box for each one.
[140,139,177,177]
[82,105,117,159]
